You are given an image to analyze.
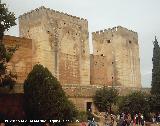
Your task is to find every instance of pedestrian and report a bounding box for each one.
[126,113,131,126]
[157,113,160,123]
[152,114,156,123]
[88,118,97,126]
[122,118,127,126]
[110,114,115,126]
[141,115,145,126]
[133,114,136,126]
[117,117,124,126]
[135,114,138,126]
[138,113,142,126]
[88,120,92,126]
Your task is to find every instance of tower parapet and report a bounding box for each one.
[92,26,138,43]
[19,6,88,27]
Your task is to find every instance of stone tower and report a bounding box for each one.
[19,6,90,85]
[91,26,141,88]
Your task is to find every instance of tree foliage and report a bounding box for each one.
[0,0,16,39]
[150,94,160,113]
[93,87,118,113]
[118,91,150,118]
[0,1,17,90]
[23,64,78,121]
[151,36,160,95]
[150,37,160,114]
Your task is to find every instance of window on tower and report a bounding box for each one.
[107,40,111,43]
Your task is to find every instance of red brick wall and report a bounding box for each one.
[3,35,32,84]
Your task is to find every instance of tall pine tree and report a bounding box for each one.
[151,36,160,95]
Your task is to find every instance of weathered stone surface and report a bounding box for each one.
[3,35,32,85]
[92,26,141,88]
[19,6,90,85]
[90,54,112,86]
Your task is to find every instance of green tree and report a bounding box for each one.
[0,1,17,90]
[151,36,160,95]
[93,87,118,113]
[0,0,16,40]
[150,94,160,113]
[24,64,78,121]
[150,36,160,114]
[118,91,150,119]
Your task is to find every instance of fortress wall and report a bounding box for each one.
[63,84,142,111]
[92,26,141,88]
[19,6,90,85]
[63,85,102,111]
[3,35,32,84]
[19,7,56,77]
[92,30,115,86]
[90,54,111,85]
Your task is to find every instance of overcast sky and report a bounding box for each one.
[2,0,160,87]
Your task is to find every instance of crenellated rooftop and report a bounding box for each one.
[18,6,88,23]
[92,26,138,38]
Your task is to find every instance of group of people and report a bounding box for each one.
[84,111,146,126]
[86,111,116,126]
[152,113,160,123]
[118,113,145,126]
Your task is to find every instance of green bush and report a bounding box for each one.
[24,64,78,121]
[118,91,150,120]
[93,87,118,113]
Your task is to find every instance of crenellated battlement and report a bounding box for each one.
[19,6,88,24]
[92,26,138,38]
[19,6,44,19]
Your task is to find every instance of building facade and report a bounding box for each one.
[3,6,141,111]
[91,26,141,88]
[19,6,90,86]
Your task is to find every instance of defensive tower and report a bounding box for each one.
[19,6,90,85]
[91,26,141,88]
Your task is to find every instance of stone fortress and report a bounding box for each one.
[3,6,141,111]
[91,27,141,88]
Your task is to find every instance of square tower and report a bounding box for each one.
[19,6,90,85]
[91,26,141,88]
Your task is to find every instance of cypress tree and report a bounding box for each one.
[23,64,78,121]
[150,37,160,113]
[151,36,160,95]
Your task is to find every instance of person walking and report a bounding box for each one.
[135,114,138,126]
[138,113,142,126]
[141,114,145,126]
[126,113,131,126]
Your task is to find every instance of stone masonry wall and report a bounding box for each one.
[3,35,32,86]
[90,54,112,85]
[19,6,90,85]
[63,85,141,111]
[92,26,141,88]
